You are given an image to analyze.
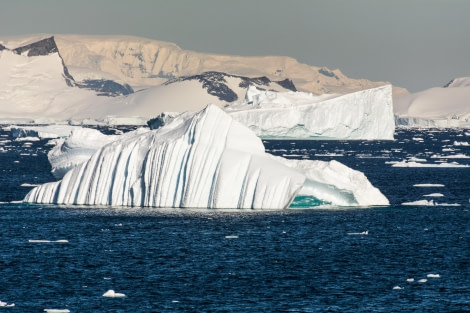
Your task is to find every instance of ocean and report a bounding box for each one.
[0,126,469,312]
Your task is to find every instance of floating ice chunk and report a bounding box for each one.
[225,235,239,239]
[406,278,414,283]
[412,137,424,141]
[103,289,126,298]
[392,161,469,168]
[402,200,436,206]
[20,183,40,187]
[0,300,15,307]
[402,200,460,206]
[423,193,444,197]
[431,153,470,159]
[418,279,427,283]
[407,157,427,162]
[28,239,69,243]
[454,141,469,146]
[44,309,70,313]
[347,231,369,235]
[427,273,440,278]
[393,286,403,290]
[413,184,445,187]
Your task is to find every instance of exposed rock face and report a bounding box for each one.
[76,79,134,96]
[2,36,134,96]
[13,37,58,56]
[164,71,297,102]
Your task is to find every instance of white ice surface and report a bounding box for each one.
[226,85,395,140]
[47,127,148,179]
[24,105,388,209]
[392,161,469,168]
[395,77,470,127]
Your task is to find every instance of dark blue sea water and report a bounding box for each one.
[1,126,469,312]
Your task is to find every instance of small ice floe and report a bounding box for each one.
[102,290,126,298]
[427,273,440,278]
[392,161,469,168]
[44,309,70,313]
[28,239,69,243]
[423,193,444,197]
[20,183,40,187]
[402,200,460,207]
[393,286,403,290]
[407,157,427,162]
[406,278,414,283]
[431,153,470,159]
[454,141,470,146]
[0,300,15,307]
[347,231,368,235]
[412,137,424,142]
[418,279,427,283]
[225,235,239,239]
[413,183,445,188]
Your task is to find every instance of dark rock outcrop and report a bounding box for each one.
[164,71,296,102]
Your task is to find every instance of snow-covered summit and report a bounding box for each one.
[24,105,389,209]
[395,77,470,127]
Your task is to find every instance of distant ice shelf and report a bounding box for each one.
[24,105,389,209]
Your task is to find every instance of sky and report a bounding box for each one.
[1,0,469,92]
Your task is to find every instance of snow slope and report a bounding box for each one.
[226,85,394,139]
[24,105,389,209]
[395,77,470,127]
[1,34,406,97]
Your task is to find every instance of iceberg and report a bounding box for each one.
[225,85,395,140]
[47,127,146,179]
[24,105,389,209]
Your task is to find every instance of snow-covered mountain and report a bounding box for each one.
[395,77,470,127]
[2,34,406,97]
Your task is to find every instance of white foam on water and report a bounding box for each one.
[44,310,70,313]
[413,184,445,187]
[418,279,427,283]
[393,286,403,290]
[427,273,440,278]
[406,278,414,283]
[225,235,239,239]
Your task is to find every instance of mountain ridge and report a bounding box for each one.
[0,34,407,97]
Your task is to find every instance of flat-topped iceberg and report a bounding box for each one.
[225,85,394,140]
[24,105,388,209]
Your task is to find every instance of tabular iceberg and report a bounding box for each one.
[225,85,394,140]
[24,105,389,209]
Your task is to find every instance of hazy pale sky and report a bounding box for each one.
[1,0,469,92]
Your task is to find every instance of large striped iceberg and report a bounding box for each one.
[24,105,388,209]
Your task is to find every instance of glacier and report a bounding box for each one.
[394,77,470,127]
[24,105,389,209]
[225,85,395,140]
